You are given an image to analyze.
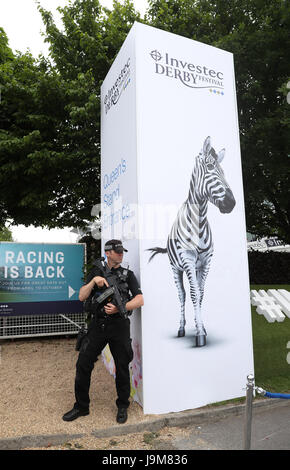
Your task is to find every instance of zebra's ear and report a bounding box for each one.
[217,149,225,163]
[203,136,211,156]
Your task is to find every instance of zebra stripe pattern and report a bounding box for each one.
[148,136,236,347]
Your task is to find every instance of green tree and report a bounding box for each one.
[0,27,13,64]
[0,0,289,242]
[0,36,101,228]
[0,224,13,241]
[0,0,140,229]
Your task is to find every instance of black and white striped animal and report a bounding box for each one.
[148,136,236,347]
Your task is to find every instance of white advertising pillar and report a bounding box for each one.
[101,22,254,414]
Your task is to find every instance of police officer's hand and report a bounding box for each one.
[93,276,109,288]
[104,303,119,315]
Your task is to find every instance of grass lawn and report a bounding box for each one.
[251,285,290,393]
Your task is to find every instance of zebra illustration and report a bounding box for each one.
[147,136,236,347]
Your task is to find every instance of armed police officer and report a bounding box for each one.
[62,240,144,424]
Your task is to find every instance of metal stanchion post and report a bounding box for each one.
[244,374,255,450]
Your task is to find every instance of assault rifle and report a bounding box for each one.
[91,257,130,320]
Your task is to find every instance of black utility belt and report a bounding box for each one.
[94,313,124,321]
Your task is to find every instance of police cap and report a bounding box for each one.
[104,239,128,254]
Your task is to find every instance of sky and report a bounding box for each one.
[1,0,148,243]
[1,0,149,57]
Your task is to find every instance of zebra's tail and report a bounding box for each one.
[147,247,167,262]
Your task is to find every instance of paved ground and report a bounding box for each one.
[156,400,290,450]
[1,398,289,451]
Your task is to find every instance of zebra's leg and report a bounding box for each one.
[171,265,186,337]
[196,255,213,339]
[196,268,207,338]
[180,250,206,347]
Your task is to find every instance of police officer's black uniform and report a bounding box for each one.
[63,253,142,423]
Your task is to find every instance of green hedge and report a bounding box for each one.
[248,251,290,284]
[251,303,290,393]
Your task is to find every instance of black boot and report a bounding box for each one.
[116,407,127,424]
[62,407,89,422]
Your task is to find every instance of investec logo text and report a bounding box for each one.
[150,50,224,90]
[104,58,131,114]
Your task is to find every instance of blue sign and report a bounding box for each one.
[0,243,85,316]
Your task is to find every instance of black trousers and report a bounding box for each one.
[74,316,133,411]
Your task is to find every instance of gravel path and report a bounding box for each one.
[0,336,160,449]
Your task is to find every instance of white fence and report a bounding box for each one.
[0,313,85,339]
